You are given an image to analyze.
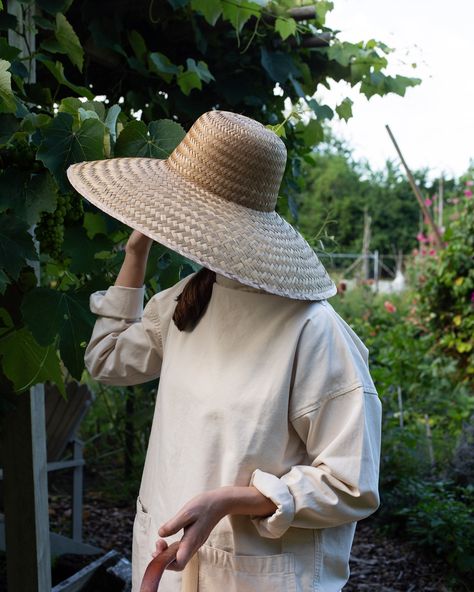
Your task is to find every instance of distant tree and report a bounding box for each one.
[296,132,448,256]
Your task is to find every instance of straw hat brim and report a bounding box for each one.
[66,156,337,301]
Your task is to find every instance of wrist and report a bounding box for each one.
[125,245,151,260]
[217,486,277,518]
[114,251,148,288]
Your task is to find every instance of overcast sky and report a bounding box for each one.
[312,0,474,182]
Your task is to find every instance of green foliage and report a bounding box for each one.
[0,0,420,401]
[0,213,38,282]
[114,119,185,157]
[378,477,474,580]
[36,112,105,191]
[21,287,94,380]
[410,197,474,380]
[296,136,435,254]
[0,58,16,113]
[330,188,474,587]
[0,309,65,396]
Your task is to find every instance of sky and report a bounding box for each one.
[305,0,474,182]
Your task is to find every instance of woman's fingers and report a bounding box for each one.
[159,510,195,537]
[151,537,168,558]
[165,524,203,571]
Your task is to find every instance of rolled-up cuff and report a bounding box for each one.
[249,469,295,539]
[89,285,146,320]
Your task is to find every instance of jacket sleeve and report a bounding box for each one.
[248,304,382,538]
[84,284,163,386]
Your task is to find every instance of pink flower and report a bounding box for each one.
[421,248,427,256]
[412,248,419,256]
[465,189,473,198]
[452,197,460,204]
[424,197,433,206]
[384,301,397,313]
[466,180,474,186]
[416,232,428,243]
[429,249,436,256]
[471,291,474,303]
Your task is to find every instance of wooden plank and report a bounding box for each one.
[3,386,52,591]
[51,550,119,592]
[0,516,102,556]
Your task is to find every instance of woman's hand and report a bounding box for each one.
[154,489,228,571]
[153,486,277,571]
[125,229,154,257]
[114,229,153,288]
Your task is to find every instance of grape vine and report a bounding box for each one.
[35,192,84,259]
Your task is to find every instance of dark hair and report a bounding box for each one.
[172,267,216,331]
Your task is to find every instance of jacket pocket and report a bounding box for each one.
[131,496,157,592]
[197,544,297,592]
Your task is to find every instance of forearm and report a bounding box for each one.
[114,251,148,288]
[218,485,277,518]
[114,229,153,288]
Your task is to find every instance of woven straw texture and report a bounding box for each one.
[66,110,337,301]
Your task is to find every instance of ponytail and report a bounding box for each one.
[172,267,216,331]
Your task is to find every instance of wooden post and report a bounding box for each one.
[3,388,52,591]
[397,386,404,429]
[438,175,444,231]
[424,413,435,473]
[373,249,379,292]
[362,207,371,280]
[72,439,84,542]
[4,2,52,590]
[385,125,444,249]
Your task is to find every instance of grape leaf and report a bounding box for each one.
[314,0,334,26]
[105,104,121,147]
[128,30,147,62]
[191,0,222,26]
[0,326,66,396]
[335,97,353,122]
[260,47,300,83]
[37,112,105,191]
[115,119,185,158]
[149,52,179,85]
[0,213,38,281]
[185,58,215,84]
[21,287,95,380]
[296,119,324,147]
[0,168,58,225]
[221,1,260,33]
[0,59,16,113]
[62,225,113,274]
[275,17,296,41]
[35,54,93,99]
[307,98,334,121]
[54,12,84,71]
[177,67,202,95]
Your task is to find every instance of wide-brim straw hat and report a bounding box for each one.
[66,109,337,301]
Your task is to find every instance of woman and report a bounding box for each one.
[68,110,382,592]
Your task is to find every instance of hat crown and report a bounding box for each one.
[165,110,287,212]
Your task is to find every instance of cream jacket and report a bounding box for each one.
[84,271,382,592]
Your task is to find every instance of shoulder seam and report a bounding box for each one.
[290,381,378,421]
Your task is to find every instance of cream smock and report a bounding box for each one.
[84,270,382,592]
